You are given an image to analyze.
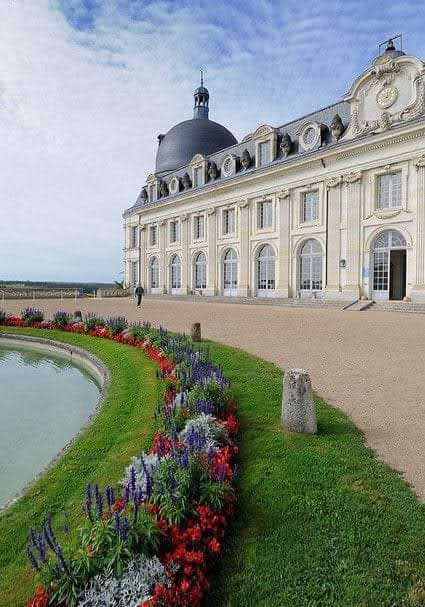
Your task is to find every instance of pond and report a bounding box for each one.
[0,343,100,508]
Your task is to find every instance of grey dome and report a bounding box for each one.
[155,118,238,175]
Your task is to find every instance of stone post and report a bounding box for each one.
[191,322,201,342]
[282,368,317,434]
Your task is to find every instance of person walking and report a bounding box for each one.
[135,284,144,307]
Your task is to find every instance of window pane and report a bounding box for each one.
[258,142,270,167]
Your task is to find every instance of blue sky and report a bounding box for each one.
[1,0,425,281]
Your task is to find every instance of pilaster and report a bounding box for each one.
[342,171,362,300]
[205,207,217,296]
[238,199,250,297]
[180,214,189,294]
[159,220,167,294]
[324,176,343,299]
[411,155,425,301]
[276,190,290,298]
[139,223,146,288]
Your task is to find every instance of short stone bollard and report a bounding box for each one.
[74,311,83,321]
[282,368,317,434]
[191,322,201,342]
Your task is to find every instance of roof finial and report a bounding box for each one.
[200,68,204,87]
[386,38,395,52]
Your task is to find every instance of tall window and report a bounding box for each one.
[258,142,270,167]
[170,254,181,289]
[131,261,139,288]
[149,257,159,289]
[223,209,236,235]
[193,167,203,188]
[223,249,238,293]
[377,172,402,209]
[301,191,319,223]
[130,226,138,248]
[150,225,157,246]
[194,252,207,289]
[257,245,275,292]
[299,239,322,291]
[194,215,205,240]
[257,201,273,229]
[169,220,179,243]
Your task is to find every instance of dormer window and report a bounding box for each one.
[258,142,270,167]
[193,167,203,188]
[376,172,402,209]
[149,185,155,202]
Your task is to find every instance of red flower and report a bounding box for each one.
[26,586,49,607]
[180,578,191,592]
[111,498,125,512]
[208,538,221,553]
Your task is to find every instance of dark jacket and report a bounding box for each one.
[135,286,144,296]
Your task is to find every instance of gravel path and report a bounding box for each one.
[5,297,425,499]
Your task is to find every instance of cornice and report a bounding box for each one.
[343,171,363,184]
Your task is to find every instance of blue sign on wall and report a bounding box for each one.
[362,266,369,278]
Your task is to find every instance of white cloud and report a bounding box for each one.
[1,0,425,281]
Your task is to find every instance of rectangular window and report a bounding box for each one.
[257,201,273,229]
[223,209,235,235]
[193,167,203,188]
[150,225,157,246]
[377,172,402,209]
[194,215,204,239]
[169,221,179,243]
[131,261,139,288]
[301,191,319,223]
[130,226,138,248]
[258,141,270,167]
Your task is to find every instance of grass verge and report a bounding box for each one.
[205,341,425,607]
[0,328,163,607]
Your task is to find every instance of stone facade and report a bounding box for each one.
[123,42,425,303]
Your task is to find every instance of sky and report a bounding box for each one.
[2,0,425,282]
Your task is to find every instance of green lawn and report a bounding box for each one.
[205,341,425,607]
[0,328,163,607]
[2,329,425,606]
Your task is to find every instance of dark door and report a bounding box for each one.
[389,249,406,300]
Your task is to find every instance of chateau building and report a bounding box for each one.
[123,39,425,302]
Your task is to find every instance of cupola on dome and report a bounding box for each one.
[155,76,237,176]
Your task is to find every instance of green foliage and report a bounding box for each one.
[186,380,230,414]
[198,478,231,511]
[84,315,105,330]
[53,311,72,326]
[0,310,6,324]
[20,308,44,324]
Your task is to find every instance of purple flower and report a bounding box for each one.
[84,484,93,521]
[94,484,103,519]
[26,544,40,572]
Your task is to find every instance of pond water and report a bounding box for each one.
[0,344,100,508]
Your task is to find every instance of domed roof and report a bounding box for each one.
[155,118,238,175]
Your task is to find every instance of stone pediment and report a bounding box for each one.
[252,124,275,139]
[343,54,425,139]
[190,153,207,165]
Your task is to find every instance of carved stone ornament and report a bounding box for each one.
[326,175,343,188]
[241,149,252,170]
[159,180,169,198]
[180,213,188,222]
[298,122,321,152]
[169,176,181,195]
[278,189,290,199]
[207,161,219,181]
[237,199,250,209]
[207,207,216,216]
[343,171,363,184]
[182,172,192,190]
[279,133,292,158]
[140,224,146,231]
[330,114,345,141]
[415,155,425,169]
[222,155,237,178]
[139,187,148,202]
[159,219,166,227]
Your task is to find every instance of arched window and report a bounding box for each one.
[194,252,207,289]
[149,257,159,289]
[170,254,181,290]
[372,230,406,300]
[223,248,238,295]
[299,239,322,291]
[257,244,275,295]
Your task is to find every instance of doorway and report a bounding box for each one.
[389,249,406,300]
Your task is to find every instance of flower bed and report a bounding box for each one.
[0,311,238,607]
